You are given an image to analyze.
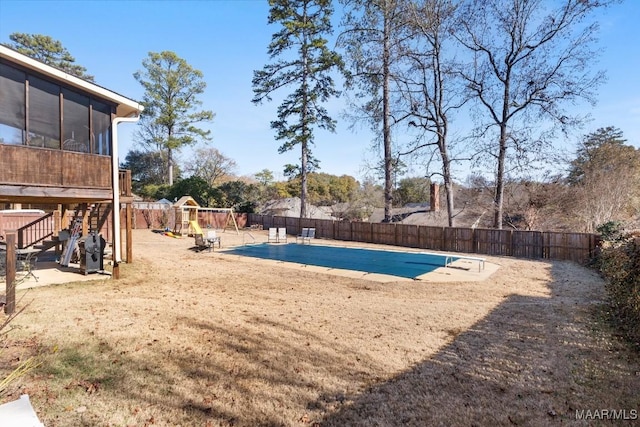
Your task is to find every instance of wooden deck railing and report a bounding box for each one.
[16,212,55,249]
[119,169,132,197]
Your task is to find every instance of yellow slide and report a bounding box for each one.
[189,220,203,235]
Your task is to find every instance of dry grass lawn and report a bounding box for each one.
[1,229,639,426]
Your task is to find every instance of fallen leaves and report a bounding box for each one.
[65,379,100,395]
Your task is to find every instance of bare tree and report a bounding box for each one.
[501,177,569,231]
[400,0,465,226]
[184,146,237,187]
[455,0,614,229]
[339,0,413,222]
[568,127,640,232]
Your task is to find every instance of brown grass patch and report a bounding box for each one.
[1,229,638,426]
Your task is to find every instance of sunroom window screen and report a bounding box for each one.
[0,63,26,144]
[28,75,60,148]
[92,100,111,155]
[62,88,90,153]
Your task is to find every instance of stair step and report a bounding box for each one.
[34,238,60,251]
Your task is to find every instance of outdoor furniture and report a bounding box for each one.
[296,227,315,244]
[268,228,278,243]
[194,230,221,253]
[267,227,288,243]
[206,230,221,250]
[16,250,38,282]
[277,227,287,243]
[194,234,208,251]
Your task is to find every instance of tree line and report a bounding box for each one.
[4,0,636,233]
[180,0,623,229]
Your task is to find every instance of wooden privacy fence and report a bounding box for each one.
[130,207,248,232]
[248,214,599,263]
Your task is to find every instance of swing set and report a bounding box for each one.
[173,196,239,236]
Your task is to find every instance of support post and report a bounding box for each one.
[53,207,62,236]
[61,205,69,230]
[81,203,89,235]
[53,208,62,257]
[5,232,16,315]
[126,203,133,263]
[120,208,125,265]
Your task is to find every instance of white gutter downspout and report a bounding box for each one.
[112,115,140,264]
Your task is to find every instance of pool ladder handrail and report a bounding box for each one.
[243,231,256,245]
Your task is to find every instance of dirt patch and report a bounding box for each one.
[1,229,638,426]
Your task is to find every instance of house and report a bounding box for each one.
[259,197,333,220]
[0,44,143,279]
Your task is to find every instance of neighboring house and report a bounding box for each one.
[259,198,333,220]
[0,45,143,274]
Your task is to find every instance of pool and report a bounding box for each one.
[223,243,458,280]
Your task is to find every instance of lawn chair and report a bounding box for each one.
[206,230,221,251]
[296,227,315,244]
[296,228,309,243]
[278,227,287,243]
[194,234,209,252]
[268,228,278,243]
[16,250,38,282]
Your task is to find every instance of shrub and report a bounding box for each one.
[596,220,625,243]
[594,232,640,348]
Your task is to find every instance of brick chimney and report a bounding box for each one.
[430,183,440,212]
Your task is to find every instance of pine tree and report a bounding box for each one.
[134,51,215,185]
[5,32,94,81]
[252,0,343,218]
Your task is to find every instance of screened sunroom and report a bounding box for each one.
[0,60,114,155]
[0,44,142,275]
[0,44,142,205]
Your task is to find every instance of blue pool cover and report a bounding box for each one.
[224,243,457,279]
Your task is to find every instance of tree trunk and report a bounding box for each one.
[442,154,455,227]
[493,125,507,229]
[494,71,511,230]
[299,4,309,220]
[382,7,393,223]
[300,142,308,219]
[168,148,174,186]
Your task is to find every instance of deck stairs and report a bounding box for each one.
[13,203,112,258]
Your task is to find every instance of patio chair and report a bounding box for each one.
[296,227,315,244]
[278,227,287,243]
[16,250,38,282]
[194,234,209,252]
[306,228,316,243]
[206,230,221,251]
[268,227,278,243]
[296,228,309,243]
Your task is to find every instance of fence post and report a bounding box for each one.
[4,232,16,315]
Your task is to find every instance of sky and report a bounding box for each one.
[0,0,638,183]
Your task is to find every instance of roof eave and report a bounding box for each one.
[0,45,143,118]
